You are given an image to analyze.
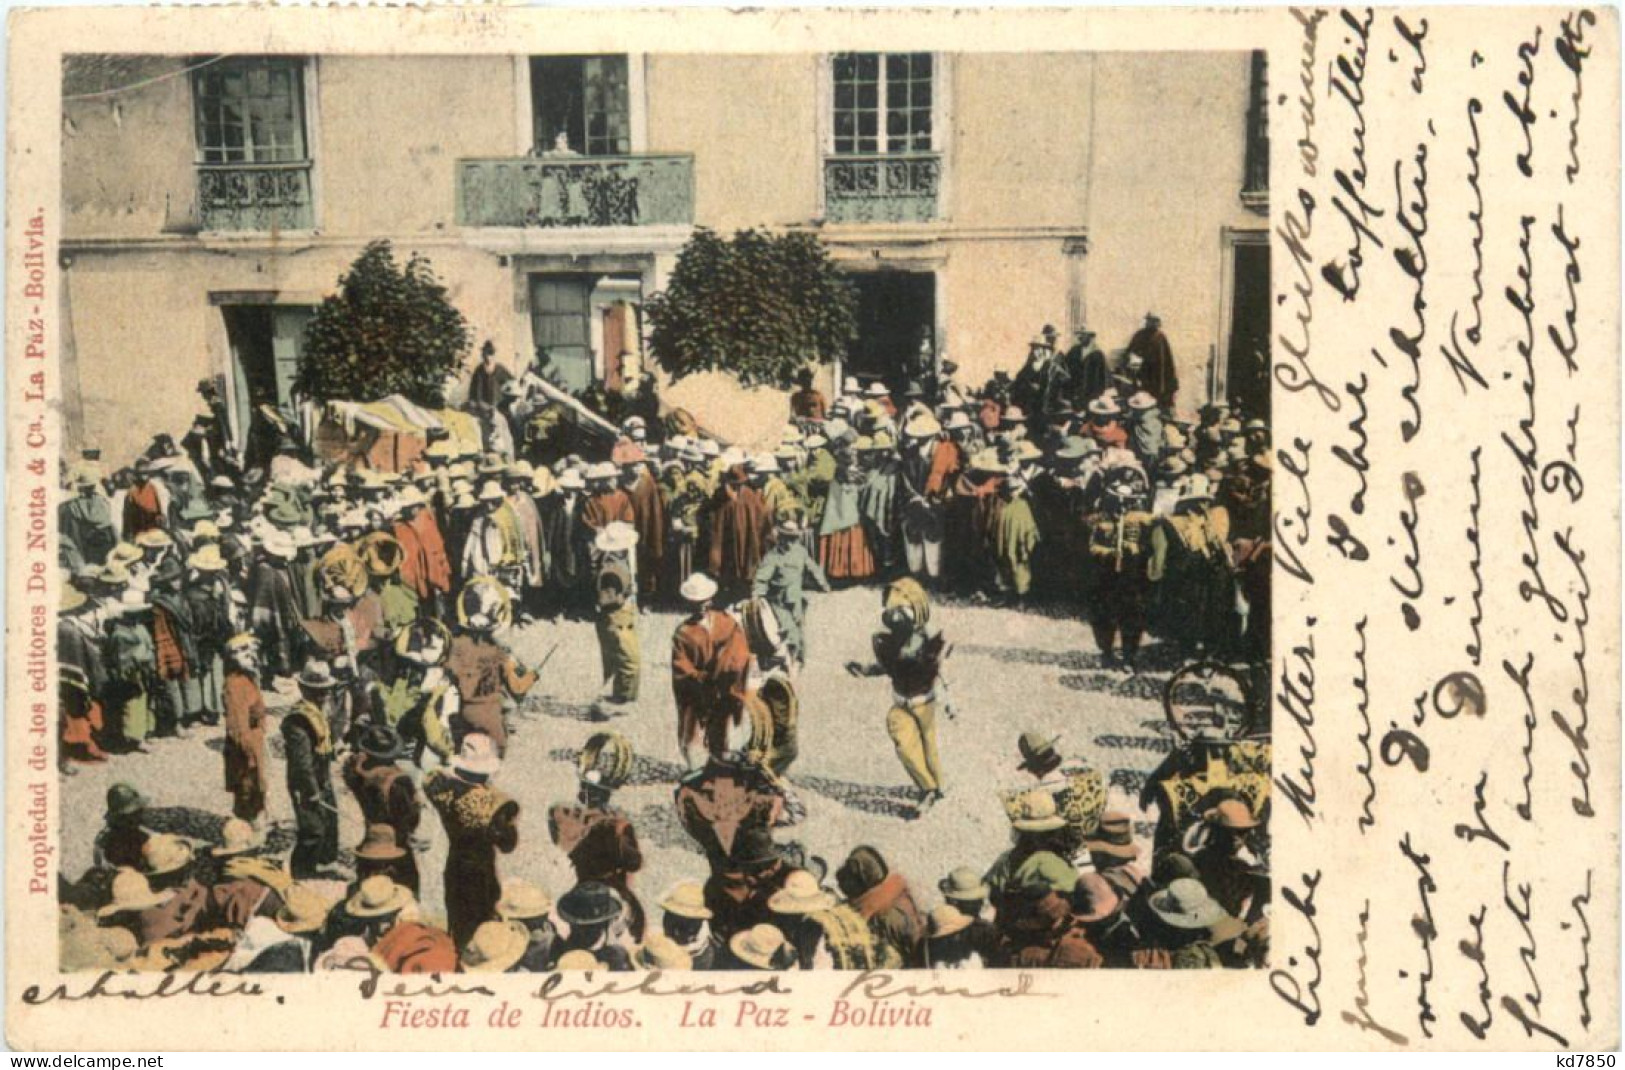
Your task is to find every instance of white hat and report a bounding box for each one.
[594,522,639,554]
[586,462,617,482]
[557,469,585,491]
[863,382,889,398]
[697,439,721,458]
[749,454,780,474]
[1127,391,1158,411]
[478,481,505,503]
[262,530,296,559]
[841,377,861,395]
[679,572,719,603]
[454,733,503,777]
[944,411,974,431]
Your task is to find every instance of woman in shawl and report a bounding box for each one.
[817,446,875,585]
[834,846,925,968]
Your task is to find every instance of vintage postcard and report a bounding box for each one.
[3,4,1618,1052]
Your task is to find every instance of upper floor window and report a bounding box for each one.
[191,57,313,231]
[194,57,308,165]
[832,52,933,155]
[1242,50,1268,208]
[531,55,630,156]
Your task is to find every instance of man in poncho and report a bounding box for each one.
[670,573,752,767]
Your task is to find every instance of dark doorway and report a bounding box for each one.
[222,303,314,467]
[845,270,935,393]
[530,275,597,395]
[1225,242,1271,421]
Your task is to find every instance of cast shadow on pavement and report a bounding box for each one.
[789,773,917,820]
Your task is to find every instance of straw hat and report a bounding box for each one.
[658,881,712,920]
[903,412,942,438]
[296,660,340,692]
[554,950,601,971]
[97,868,173,918]
[766,870,837,916]
[1127,391,1158,411]
[1082,812,1141,861]
[1149,878,1229,930]
[729,924,794,970]
[928,904,972,938]
[593,521,639,555]
[453,733,502,778]
[108,542,143,567]
[1088,397,1123,417]
[345,875,415,918]
[477,480,505,504]
[1008,790,1067,832]
[210,818,262,858]
[557,469,586,491]
[275,884,332,935]
[938,866,990,903]
[635,934,693,971]
[141,833,195,877]
[679,572,718,604]
[134,529,173,550]
[585,462,618,482]
[354,823,407,863]
[190,519,221,541]
[187,544,228,573]
[60,586,88,614]
[497,880,554,922]
[460,920,529,973]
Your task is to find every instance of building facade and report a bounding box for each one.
[61,50,1269,457]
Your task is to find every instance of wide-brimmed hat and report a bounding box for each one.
[1203,797,1261,831]
[141,833,195,877]
[105,782,147,818]
[134,529,173,550]
[210,817,262,858]
[928,904,972,938]
[190,519,221,541]
[460,920,529,973]
[557,881,622,927]
[658,881,712,920]
[730,924,794,970]
[554,950,601,971]
[943,410,974,432]
[477,480,505,504]
[274,884,333,935]
[355,723,407,763]
[60,586,89,614]
[766,870,837,916]
[902,412,942,438]
[261,530,297,559]
[1082,812,1140,861]
[1088,397,1123,417]
[1008,790,1067,832]
[296,660,340,692]
[968,450,1009,476]
[1127,391,1158,411]
[1149,878,1229,930]
[862,382,889,399]
[1016,730,1062,772]
[108,542,144,567]
[497,880,554,922]
[454,733,502,778]
[635,934,693,970]
[186,544,229,573]
[679,572,718,604]
[585,462,618,482]
[354,823,407,862]
[938,866,990,902]
[593,521,639,555]
[97,868,174,918]
[1054,437,1093,461]
[346,874,415,918]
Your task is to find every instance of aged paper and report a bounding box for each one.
[4,5,1618,1052]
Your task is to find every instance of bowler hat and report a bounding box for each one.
[938,866,990,902]
[557,881,622,927]
[105,783,147,818]
[1016,730,1062,772]
[357,723,407,762]
[354,823,407,863]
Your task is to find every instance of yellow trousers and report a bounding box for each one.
[597,605,641,702]
[886,698,942,792]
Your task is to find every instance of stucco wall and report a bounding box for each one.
[62,49,1264,459]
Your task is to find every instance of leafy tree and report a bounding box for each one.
[298,241,472,406]
[644,228,857,389]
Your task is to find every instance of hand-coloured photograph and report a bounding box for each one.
[52,46,1273,977]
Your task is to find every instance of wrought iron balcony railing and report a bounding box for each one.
[196,162,314,232]
[457,154,695,228]
[823,152,941,224]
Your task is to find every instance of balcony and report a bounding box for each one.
[457,154,694,229]
[823,152,941,224]
[197,162,314,232]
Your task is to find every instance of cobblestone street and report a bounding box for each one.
[61,586,1186,922]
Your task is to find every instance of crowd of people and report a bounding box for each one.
[55,312,1271,974]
